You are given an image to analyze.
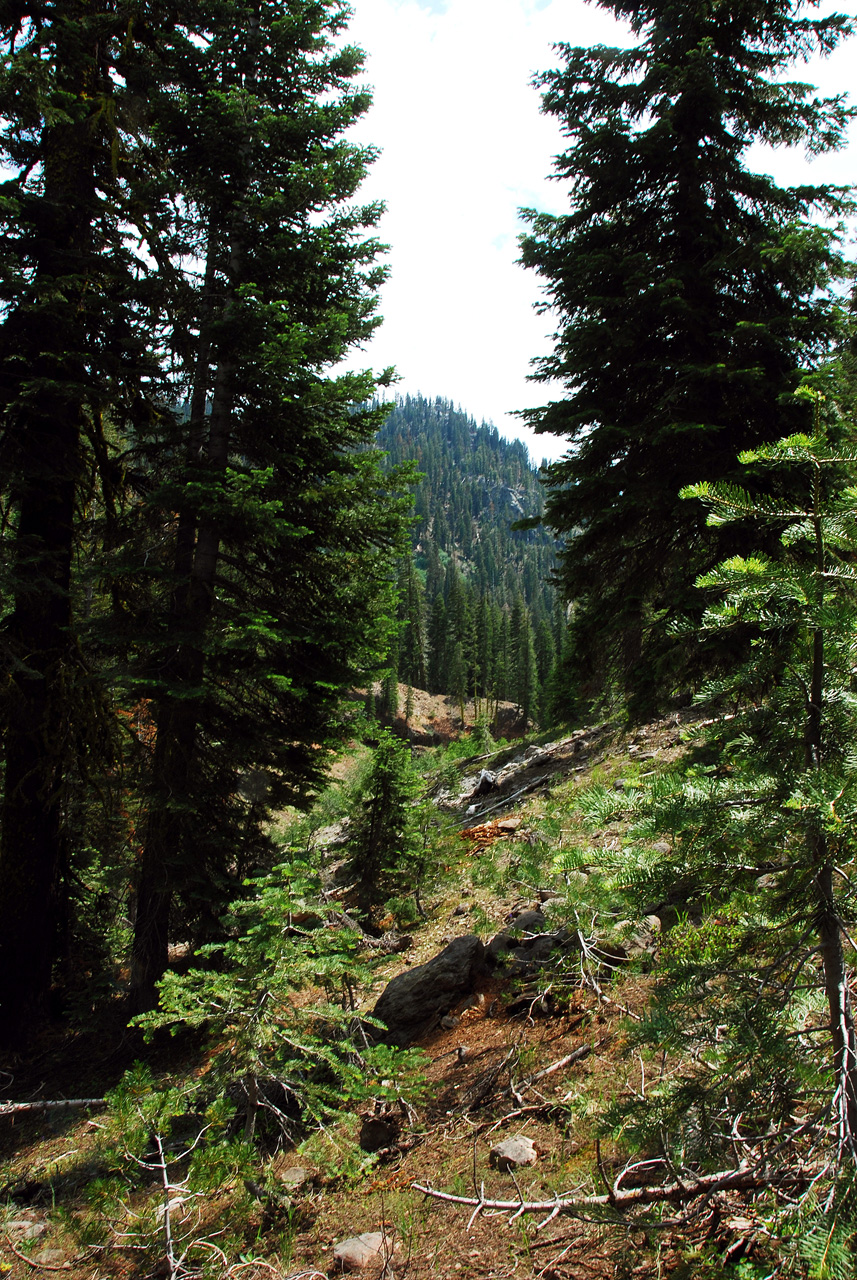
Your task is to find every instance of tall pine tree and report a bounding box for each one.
[123,0,413,1010]
[0,1,170,1041]
[521,0,854,718]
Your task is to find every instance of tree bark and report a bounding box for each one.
[0,12,101,1043]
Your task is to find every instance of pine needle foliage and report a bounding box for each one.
[345,728,426,930]
[135,852,426,1144]
[567,410,857,1252]
[520,0,855,718]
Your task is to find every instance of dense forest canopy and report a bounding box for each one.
[0,0,414,1036]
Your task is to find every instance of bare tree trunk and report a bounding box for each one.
[817,859,857,1158]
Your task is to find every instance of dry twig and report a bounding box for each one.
[413,1163,810,1228]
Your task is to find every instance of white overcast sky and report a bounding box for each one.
[343,0,857,467]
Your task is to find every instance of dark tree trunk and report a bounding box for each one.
[0,17,100,1043]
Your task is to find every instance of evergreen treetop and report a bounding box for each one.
[521,0,855,718]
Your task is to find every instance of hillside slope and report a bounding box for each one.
[376,396,562,726]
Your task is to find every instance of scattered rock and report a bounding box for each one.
[497,817,522,833]
[33,1251,66,1266]
[334,1232,395,1271]
[472,769,497,796]
[359,1115,399,1153]
[486,909,577,975]
[508,908,547,932]
[372,935,487,1045]
[538,888,561,903]
[452,904,468,917]
[278,1167,310,1190]
[8,1221,46,1239]
[490,1135,538,1170]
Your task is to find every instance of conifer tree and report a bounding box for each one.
[578,416,857,1204]
[0,1,169,1039]
[521,0,854,717]
[346,729,422,930]
[124,0,412,1010]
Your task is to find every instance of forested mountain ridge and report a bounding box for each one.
[375,396,561,724]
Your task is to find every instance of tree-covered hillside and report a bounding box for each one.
[376,396,561,726]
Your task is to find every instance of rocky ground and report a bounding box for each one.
[1,709,763,1280]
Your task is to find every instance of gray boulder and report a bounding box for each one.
[372,935,487,1045]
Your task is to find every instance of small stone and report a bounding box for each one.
[509,908,547,933]
[538,888,561,903]
[439,1014,460,1029]
[452,904,468,917]
[497,817,522,833]
[726,1216,754,1232]
[334,1232,395,1271]
[20,1223,47,1239]
[33,1251,66,1266]
[489,1135,538,1170]
[278,1166,310,1190]
[651,841,672,854]
[359,1116,398,1153]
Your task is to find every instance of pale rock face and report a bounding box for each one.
[333,1232,396,1271]
[490,1135,538,1170]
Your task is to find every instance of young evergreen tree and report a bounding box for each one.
[511,597,540,728]
[346,729,422,931]
[396,557,427,691]
[575,413,857,1218]
[520,0,854,718]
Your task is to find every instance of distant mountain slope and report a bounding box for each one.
[376,396,561,726]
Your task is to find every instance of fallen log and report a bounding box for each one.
[412,1163,810,1228]
[0,1098,107,1117]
